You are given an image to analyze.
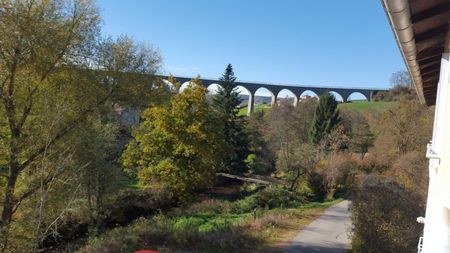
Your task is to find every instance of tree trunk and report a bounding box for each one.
[289,167,302,191]
[1,156,20,252]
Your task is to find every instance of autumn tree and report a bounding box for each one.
[122,78,225,200]
[309,93,340,144]
[211,64,250,174]
[245,111,276,175]
[343,110,375,159]
[265,101,318,191]
[390,70,412,88]
[0,0,165,249]
[376,99,432,156]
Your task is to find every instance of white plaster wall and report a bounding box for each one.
[422,53,450,253]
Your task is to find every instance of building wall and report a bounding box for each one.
[422,53,450,253]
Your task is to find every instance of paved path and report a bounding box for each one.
[284,200,352,253]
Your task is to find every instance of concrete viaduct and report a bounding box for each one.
[159,76,388,115]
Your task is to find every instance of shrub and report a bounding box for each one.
[182,199,232,215]
[307,171,327,201]
[105,188,175,226]
[351,175,424,253]
[231,186,302,213]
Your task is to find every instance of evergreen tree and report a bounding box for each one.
[212,64,250,174]
[309,92,341,144]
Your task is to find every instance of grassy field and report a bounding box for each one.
[337,101,396,111]
[239,101,396,116]
[239,103,272,116]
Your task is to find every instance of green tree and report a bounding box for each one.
[212,64,250,174]
[74,120,122,226]
[122,78,225,200]
[309,93,340,144]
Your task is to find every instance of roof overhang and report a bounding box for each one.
[382,0,450,105]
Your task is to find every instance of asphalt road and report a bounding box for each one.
[284,200,352,253]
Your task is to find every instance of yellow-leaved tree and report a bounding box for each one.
[122,77,227,200]
[0,1,167,250]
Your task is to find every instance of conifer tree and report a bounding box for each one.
[309,92,341,144]
[212,64,250,174]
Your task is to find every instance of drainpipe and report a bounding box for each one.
[381,0,426,104]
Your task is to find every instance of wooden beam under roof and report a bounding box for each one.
[415,25,449,44]
[411,2,450,23]
[418,55,442,65]
[417,46,445,61]
[421,63,442,74]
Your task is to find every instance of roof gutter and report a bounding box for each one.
[381,0,426,104]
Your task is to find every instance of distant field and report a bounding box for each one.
[239,101,396,115]
[239,103,271,115]
[337,101,396,111]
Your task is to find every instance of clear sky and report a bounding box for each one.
[96,0,404,93]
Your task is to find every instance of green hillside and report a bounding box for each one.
[239,101,396,115]
[337,101,396,111]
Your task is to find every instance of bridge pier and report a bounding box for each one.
[270,94,276,106]
[247,92,254,116]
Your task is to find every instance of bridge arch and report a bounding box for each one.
[179,81,193,92]
[299,90,319,102]
[347,92,368,102]
[277,89,298,106]
[329,91,344,102]
[206,83,223,94]
[254,87,276,106]
[161,79,176,91]
[233,85,253,116]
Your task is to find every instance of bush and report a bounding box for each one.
[182,199,232,215]
[231,186,303,213]
[105,188,175,226]
[42,189,174,250]
[78,215,257,253]
[351,175,424,253]
[307,171,327,201]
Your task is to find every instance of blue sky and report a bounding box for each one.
[97,0,404,97]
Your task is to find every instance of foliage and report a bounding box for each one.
[323,122,350,152]
[314,153,358,200]
[309,93,341,144]
[373,70,415,102]
[77,190,333,253]
[73,119,122,225]
[351,175,424,253]
[347,91,433,253]
[264,101,318,190]
[212,64,251,174]
[342,110,375,159]
[231,186,304,213]
[387,151,428,200]
[0,1,166,251]
[374,98,433,156]
[245,112,276,175]
[78,214,255,253]
[122,78,225,200]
